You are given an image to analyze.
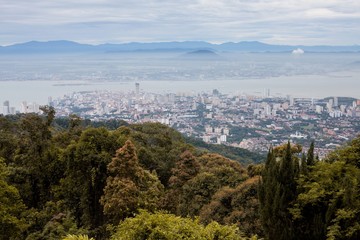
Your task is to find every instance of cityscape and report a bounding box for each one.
[3,83,359,158]
[2,0,360,238]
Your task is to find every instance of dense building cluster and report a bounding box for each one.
[30,85,359,157]
[2,84,359,157]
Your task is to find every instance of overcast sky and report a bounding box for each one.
[1,0,360,46]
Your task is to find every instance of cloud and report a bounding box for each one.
[292,48,305,55]
[0,0,359,45]
[304,8,360,19]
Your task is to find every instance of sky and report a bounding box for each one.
[1,0,360,46]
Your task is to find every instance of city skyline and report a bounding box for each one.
[3,85,357,157]
[1,0,360,46]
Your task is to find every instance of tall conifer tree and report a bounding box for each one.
[307,141,315,166]
[259,142,299,240]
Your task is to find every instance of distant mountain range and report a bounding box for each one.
[1,40,359,53]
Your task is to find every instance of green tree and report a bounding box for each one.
[23,201,88,240]
[0,116,18,163]
[291,161,360,240]
[10,113,59,209]
[175,153,248,217]
[63,235,94,240]
[200,177,264,237]
[327,136,360,168]
[114,123,190,186]
[197,153,248,187]
[100,140,164,224]
[168,150,200,188]
[40,105,56,127]
[60,127,118,232]
[291,137,360,240]
[259,142,300,240]
[110,210,244,240]
[164,150,200,212]
[52,114,84,148]
[300,153,308,175]
[177,172,220,217]
[0,158,27,240]
[307,141,315,167]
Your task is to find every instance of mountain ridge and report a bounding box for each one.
[1,40,360,53]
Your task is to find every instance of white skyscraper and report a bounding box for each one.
[264,88,270,98]
[10,107,16,115]
[20,101,27,113]
[288,96,294,106]
[220,135,227,143]
[3,101,10,115]
[264,104,272,116]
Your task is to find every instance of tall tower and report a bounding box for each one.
[3,101,10,115]
[135,82,140,96]
[48,96,53,106]
[264,88,270,98]
[289,96,294,106]
[20,101,28,113]
[327,99,333,111]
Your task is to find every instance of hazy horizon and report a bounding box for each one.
[1,52,359,107]
[1,1,360,46]
[2,39,360,47]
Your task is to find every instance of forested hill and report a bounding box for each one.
[53,116,265,166]
[1,110,360,240]
[185,136,265,165]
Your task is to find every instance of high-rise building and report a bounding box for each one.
[20,101,27,113]
[334,97,338,107]
[264,88,270,98]
[3,101,10,115]
[220,135,227,143]
[264,104,272,116]
[316,105,323,113]
[288,95,294,106]
[135,82,140,96]
[48,96,53,106]
[10,107,16,115]
[327,99,334,111]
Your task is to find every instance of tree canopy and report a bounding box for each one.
[1,112,359,240]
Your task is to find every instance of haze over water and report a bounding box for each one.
[1,52,359,106]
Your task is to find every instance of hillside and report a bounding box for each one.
[185,136,265,165]
[1,110,359,239]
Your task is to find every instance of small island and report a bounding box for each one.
[180,49,220,59]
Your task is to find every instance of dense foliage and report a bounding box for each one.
[0,111,359,240]
[259,139,360,240]
[110,210,244,240]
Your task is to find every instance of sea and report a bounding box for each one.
[1,52,359,108]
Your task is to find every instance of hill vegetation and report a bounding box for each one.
[0,109,359,239]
